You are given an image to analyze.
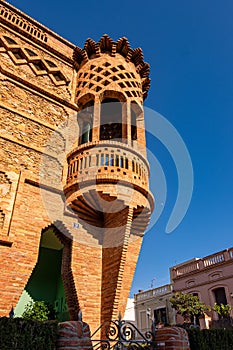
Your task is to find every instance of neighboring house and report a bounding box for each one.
[134,284,176,334]
[135,247,233,330]
[170,247,233,326]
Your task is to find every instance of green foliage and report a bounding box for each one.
[212,303,232,318]
[22,300,56,321]
[0,317,58,350]
[170,292,209,323]
[187,328,233,350]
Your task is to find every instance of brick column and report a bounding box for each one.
[57,321,93,350]
[155,327,190,350]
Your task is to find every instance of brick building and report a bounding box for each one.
[0,0,154,331]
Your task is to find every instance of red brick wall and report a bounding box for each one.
[57,321,93,350]
[156,327,190,350]
[0,0,153,333]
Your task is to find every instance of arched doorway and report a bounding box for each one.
[15,228,69,321]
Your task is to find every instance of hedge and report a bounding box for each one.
[0,317,58,350]
[187,328,233,350]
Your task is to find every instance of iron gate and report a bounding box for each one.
[91,316,156,349]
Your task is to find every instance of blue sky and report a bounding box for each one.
[8,0,233,295]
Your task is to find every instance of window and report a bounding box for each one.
[100,98,122,140]
[81,122,91,144]
[213,287,227,305]
[154,308,167,325]
[140,311,147,331]
[131,108,137,141]
[79,100,94,145]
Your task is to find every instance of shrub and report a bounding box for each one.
[187,328,233,350]
[0,317,58,350]
[22,300,57,321]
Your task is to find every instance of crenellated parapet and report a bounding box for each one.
[73,34,150,100]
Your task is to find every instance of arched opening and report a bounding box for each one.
[78,100,94,145]
[82,121,92,144]
[131,101,143,142]
[15,228,69,321]
[131,108,137,141]
[100,98,122,140]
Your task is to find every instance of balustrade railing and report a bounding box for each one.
[0,4,48,42]
[66,141,149,191]
[135,284,172,301]
[203,253,225,267]
[172,248,233,279]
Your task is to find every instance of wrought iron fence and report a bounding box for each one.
[91,315,156,349]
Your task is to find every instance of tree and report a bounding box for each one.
[22,301,56,321]
[212,303,232,319]
[170,292,209,325]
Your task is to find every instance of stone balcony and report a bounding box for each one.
[171,247,233,280]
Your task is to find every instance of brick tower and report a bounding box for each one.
[0,0,154,331]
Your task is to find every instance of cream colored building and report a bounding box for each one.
[134,284,176,333]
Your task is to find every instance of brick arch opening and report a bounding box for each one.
[14,224,80,321]
[100,89,127,103]
[100,97,123,141]
[131,101,143,142]
[77,92,95,108]
[78,99,94,145]
[47,223,80,320]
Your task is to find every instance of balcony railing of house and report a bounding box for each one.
[172,248,233,279]
[135,284,173,301]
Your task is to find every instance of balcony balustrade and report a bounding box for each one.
[172,248,233,279]
[135,284,173,301]
[65,140,150,193]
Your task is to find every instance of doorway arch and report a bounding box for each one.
[15,225,79,321]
